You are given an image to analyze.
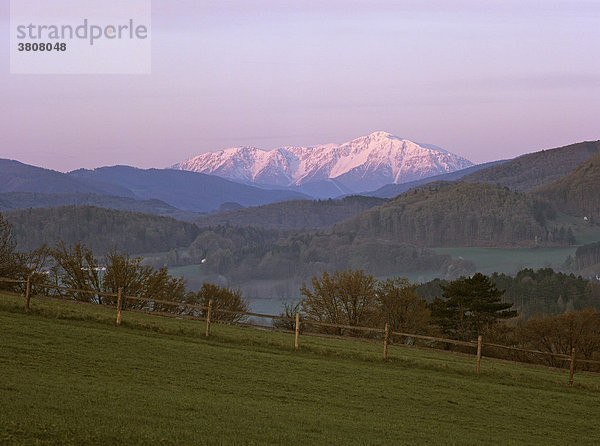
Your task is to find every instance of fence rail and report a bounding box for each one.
[2,276,599,385]
[390,331,477,348]
[484,342,571,360]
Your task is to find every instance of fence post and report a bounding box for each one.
[205,299,213,337]
[383,323,389,360]
[476,335,482,374]
[24,275,32,313]
[569,347,575,386]
[116,287,123,325]
[294,312,300,351]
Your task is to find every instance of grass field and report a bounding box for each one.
[432,246,577,276]
[1,293,600,445]
[433,219,600,276]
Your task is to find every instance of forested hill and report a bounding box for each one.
[195,196,388,230]
[534,152,600,223]
[0,192,201,221]
[4,206,200,255]
[334,183,569,248]
[460,141,600,191]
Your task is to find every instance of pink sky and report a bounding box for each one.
[1,0,599,172]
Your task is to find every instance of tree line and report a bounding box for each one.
[574,241,600,270]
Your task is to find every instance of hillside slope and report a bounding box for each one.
[461,141,600,191]
[334,183,564,247]
[196,196,388,230]
[534,152,600,222]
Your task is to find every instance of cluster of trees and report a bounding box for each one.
[294,270,514,340]
[516,309,600,366]
[416,268,600,317]
[4,206,200,255]
[48,242,248,321]
[289,268,600,370]
[0,213,246,321]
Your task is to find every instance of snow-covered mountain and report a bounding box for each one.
[172,131,473,197]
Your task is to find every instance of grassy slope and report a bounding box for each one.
[1,294,600,445]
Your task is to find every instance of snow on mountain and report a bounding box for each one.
[172,131,473,195]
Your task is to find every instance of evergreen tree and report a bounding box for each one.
[431,273,517,340]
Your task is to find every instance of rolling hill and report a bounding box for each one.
[68,166,311,212]
[195,196,388,230]
[460,141,600,191]
[0,159,133,196]
[534,151,600,222]
[0,192,201,221]
[364,160,507,198]
[0,160,311,214]
[334,182,566,248]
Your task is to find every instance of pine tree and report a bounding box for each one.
[431,273,517,340]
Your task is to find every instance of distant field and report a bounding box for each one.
[433,221,600,276]
[556,216,600,245]
[1,293,600,445]
[167,264,207,281]
[433,246,577,276]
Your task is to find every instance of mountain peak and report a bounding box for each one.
[367,130,396,139]
[173,133,473,195]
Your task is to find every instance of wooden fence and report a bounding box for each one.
[1,276,598,386]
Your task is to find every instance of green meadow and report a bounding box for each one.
[1,294,599,445]
[433,215,600,276]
